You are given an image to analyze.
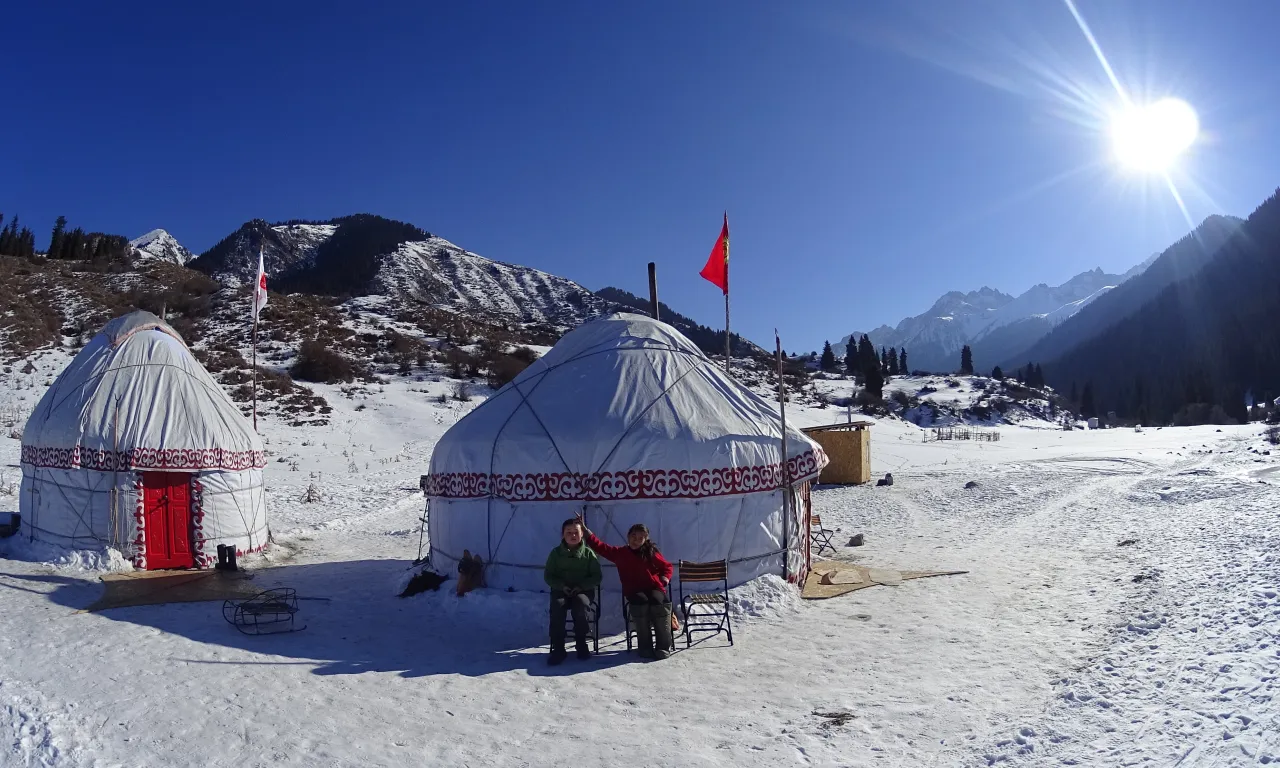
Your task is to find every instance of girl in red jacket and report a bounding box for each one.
[577,513,675,659]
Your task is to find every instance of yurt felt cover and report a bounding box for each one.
[19,311,267,565]
[21,311,264,471]
[426,313,828,590]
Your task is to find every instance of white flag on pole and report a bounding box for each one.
[253,248,268,319]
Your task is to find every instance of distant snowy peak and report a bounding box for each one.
[971,267,1125,340]
[188,220,338,285]
[832,264,1150,372]
[129,229,194,265]
[188,216,606,329]
[374,238,606,325]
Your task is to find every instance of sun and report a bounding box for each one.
[1110,98,1199,172]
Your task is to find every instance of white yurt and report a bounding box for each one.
[19,311,268,569]
[424,313,828,592]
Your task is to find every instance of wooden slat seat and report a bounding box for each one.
[677,560,733,648]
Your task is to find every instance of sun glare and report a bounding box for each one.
[1110,98,1199,172]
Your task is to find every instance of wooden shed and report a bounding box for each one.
[801,421,872,485]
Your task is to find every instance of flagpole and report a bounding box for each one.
[724,211,730,374]
[776,329,790,581]
[252,303,258,432]
[724,292,730,374]
[252,247,260,432]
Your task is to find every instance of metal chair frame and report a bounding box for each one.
[677,560,733,648]
[809,514,837,556]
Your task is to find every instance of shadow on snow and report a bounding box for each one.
[0,558,695,679]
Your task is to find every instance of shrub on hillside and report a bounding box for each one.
[258,367,295,394]
[510,346,539,365]
[488,354,531,389]
[292,341,357,383]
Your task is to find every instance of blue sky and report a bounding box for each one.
[6,1,1279,352]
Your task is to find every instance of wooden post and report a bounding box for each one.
[776,330,790,581]
[252,311,258,432]
[724,293,731,373]
[647,262,660,321]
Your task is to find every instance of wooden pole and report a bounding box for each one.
[252,310,258,432]
[776,330,790,581]
[647,262,660,321]
[724,292,731,374]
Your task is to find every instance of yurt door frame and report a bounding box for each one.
[141,472,194,570]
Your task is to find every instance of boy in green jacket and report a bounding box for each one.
[544,517,602,665]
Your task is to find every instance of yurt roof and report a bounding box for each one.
[427,313,826,502]
[20,310,264,472]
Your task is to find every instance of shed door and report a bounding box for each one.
[142,472,194,570]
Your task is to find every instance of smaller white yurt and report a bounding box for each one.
[425,313,829,592]
[19,311,267,569]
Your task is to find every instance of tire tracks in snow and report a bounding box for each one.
[974,450,1280,766]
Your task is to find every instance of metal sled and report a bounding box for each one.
[222,587,304,635]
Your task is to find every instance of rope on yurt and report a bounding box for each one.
[485,369,569,563]
[211,475,266,553]
[450,340,704,426]
[46,468,107,545]
[25,468,113,547]
[588,361,702,476]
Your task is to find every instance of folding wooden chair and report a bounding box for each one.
[809,514,836,556]
[677,560,733,647]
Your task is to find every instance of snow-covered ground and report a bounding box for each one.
[2,352,1278,767]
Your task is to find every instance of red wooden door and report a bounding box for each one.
[141,472,194,570]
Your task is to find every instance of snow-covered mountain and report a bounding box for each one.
[832,214,1245,375]
[833,287,1015,372]
[834,267,1140,373]
[373,237,607,325]
[188,216,607,329]
[188,220,337,285]
[129,229,194,265]
[971,268,1123,341]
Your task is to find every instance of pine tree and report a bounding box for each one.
[899,348,907,375]
[1069,381,1078,406]
[19,227,36,258]
[48,216,67,259]
[888,347,899,375]
[992,365,1004,381]
[1033,364,1045,389]
[1081,382,1097,418]
[865,361,885,399]
[0,215,18,255]
[819,341,837,372]
[844,339,857,375]
[960,345,974,375]
[857,335,876,376]
[880,347,889,375]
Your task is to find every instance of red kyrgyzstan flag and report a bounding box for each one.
[699,213,729,295]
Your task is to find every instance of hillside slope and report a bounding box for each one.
[1015,214,1242,369]
[1044,199,1274,422]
